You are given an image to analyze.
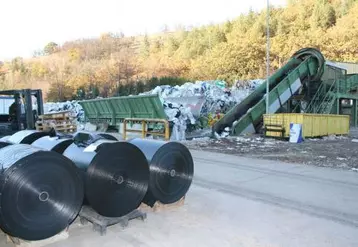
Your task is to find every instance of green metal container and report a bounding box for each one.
[79,94,167,127]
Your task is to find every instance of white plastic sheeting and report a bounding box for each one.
[44,101,85,122]
[142,80,263,109]
[141,80,263,140]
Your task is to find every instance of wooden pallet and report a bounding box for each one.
[79,206,146,236]
[5,229,69,247]
[36,111,77,133]
[36,124,77,133]
[139,196,186,212]
[36,122,76,128]
[38,111,75,121]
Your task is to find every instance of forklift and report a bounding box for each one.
[0,89,44,136]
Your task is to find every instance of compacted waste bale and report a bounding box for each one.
[62,136,149,217]
[128,138,194,206]
[0,144,84,241]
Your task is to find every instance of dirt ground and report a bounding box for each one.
[183,129,358,171]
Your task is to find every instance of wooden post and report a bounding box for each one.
[164,120,170,140]
[123,119,127,140]
[354,99,358,127]
[142,121,146,139]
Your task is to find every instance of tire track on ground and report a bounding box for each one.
[193,176,358,228]
[194,157,358,188]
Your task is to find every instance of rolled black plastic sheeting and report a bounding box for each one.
[0,141,11,149]
[31,131,118,153]
[73,131,118,145]
[97,133,119,141]
[0,136,11,142]
[6,130,49,144]
[63,139,149,217]
[0,144,84,241]
[128,138,194,207]
[31,136,74,154]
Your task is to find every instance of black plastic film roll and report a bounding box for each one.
[7,130,49,144]
[128,138,194,206]
[97,133,118,141]
[0,142,11,149]
[32,136,74,154]
[73,131,118,144]
[0,144,84,241]
[0,136,11,142]
[63,139,149,217]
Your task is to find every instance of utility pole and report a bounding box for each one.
[266,0,270,114]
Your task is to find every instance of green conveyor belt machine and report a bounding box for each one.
[211,47,356,137]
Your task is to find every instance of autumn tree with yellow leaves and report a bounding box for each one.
[0,0,358,101]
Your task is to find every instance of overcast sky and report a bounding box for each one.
[0,0,286,61]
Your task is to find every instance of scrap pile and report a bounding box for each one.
[0,130,194,242]
[142,80,263,117]
[44,101,85,122]
[140,80,263,140]
[43,79,263,140]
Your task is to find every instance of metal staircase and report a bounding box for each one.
[305,82,327,113]
[306,80,337,114]
[317,92,336,114]
[346,74,358,92]
[305,75,358,115]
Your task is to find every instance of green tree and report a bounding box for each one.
[311,0,336,29]
[340,0,356,16]
[44,42,59,55]
[135,80,145,94]
[164,36,179,56]
[11,57,27,74]
[2,0,358,99]
[76,87,86,99]
[140,34,150,58]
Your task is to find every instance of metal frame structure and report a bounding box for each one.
[123,118,170,140]
[0,89,44,130]
[302,69,358,127]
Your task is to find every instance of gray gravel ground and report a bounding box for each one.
[1,130,358,246]
[1,150,357,247]
[183,130,358,170]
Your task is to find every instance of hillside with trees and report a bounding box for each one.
[0,0,357,101]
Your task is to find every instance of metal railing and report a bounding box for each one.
[304,80,337,114]
[345,74,358,92]
[315,80,337,114]
[305,82,326,113]
[123,118,170,141]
